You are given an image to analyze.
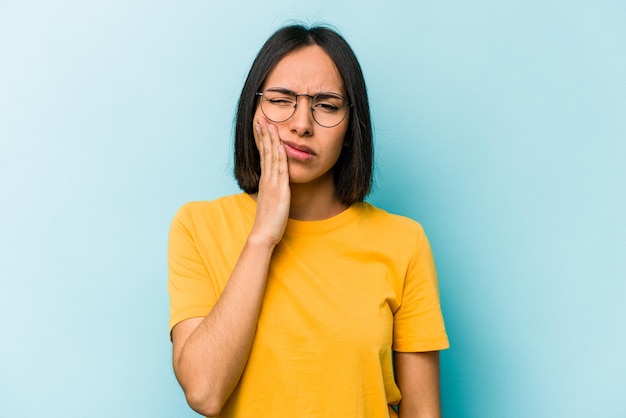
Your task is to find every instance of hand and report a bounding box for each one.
[249,117,290,247]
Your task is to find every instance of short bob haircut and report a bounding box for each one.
[234,24,373,205]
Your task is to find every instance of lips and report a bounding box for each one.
[282,140,315,161]
[282,140,314,154]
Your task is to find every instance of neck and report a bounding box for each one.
[288,176,349,221]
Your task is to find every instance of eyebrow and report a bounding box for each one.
[265,87,296,95]
[265,87,345,98]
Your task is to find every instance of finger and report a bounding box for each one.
[253,118,262,150]
[265,124,288,185]
[276,141,289,180]
[255,118,272,165]
[267,124,280,158]
[260,129,286,192]
[254,116,269,146]
[269,125,289,181]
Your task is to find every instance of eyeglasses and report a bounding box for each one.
[256,88,351,128]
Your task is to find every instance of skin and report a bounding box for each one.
[254,45,350,220]
[395,351,442,418]
[171,45,441,417]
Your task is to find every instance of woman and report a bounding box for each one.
[168,24,449,417]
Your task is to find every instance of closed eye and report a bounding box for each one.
[314,102,340,112]
[267,98,295,106]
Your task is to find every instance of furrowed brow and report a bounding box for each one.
[265,87,296,95]
[315,92,344,100]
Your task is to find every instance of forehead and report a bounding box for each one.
[262,45,345,94]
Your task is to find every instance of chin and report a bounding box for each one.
[288,171,333,188]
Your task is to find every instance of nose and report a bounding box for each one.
[288,95,314,137]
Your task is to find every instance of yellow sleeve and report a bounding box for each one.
[167,205,217,333]
[392,225,449,352]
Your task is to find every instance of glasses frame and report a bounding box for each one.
[256,90,352,128]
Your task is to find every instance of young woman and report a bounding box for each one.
[168,24,449,418]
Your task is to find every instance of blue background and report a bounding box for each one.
[1,1,624,417]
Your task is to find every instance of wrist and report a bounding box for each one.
[245,233,279,252]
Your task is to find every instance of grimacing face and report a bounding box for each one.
[254,45,349,187]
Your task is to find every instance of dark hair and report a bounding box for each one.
[234,24,373,205]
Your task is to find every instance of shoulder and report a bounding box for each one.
[349,202,430,258]
[177,193,248,213]
[174,193,252,220]
[170,193,255,235]
[357,202,426,238]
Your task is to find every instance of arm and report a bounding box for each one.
[394,351,442,418]
[171,118,289,416]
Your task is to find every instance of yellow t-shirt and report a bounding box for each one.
[168,193,449,417]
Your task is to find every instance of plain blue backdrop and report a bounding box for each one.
[1,1,624,417]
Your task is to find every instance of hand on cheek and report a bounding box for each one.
[249,117,291,247]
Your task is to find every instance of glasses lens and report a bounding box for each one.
[311,94,348,128]
[260,91,297,123]
[260,91,349,128]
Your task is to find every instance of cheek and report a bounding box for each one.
[328,132,347,159]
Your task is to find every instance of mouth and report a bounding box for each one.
[282,140,315,161]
